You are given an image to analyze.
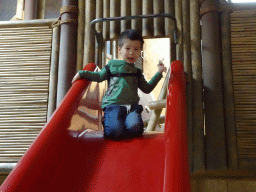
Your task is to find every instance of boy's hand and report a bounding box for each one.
[72,72,81,84]
[157,63,167,73]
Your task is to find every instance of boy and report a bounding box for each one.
[72,29,166,139]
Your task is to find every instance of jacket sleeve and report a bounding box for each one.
[138,72,163,94]
[78,67,107,83]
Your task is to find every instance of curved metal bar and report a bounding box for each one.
[91,13,177,43]
[90,13,178,65]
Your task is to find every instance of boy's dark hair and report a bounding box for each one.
[118,29,144,48]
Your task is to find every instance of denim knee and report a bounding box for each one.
[103,105,126,139]
[125,105,144,136]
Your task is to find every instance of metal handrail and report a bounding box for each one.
[90,13,178,65]
[91,13,177,42]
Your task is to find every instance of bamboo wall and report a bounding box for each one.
[79,0,176,67]
[0,20,54,163]
[231,8,256,169]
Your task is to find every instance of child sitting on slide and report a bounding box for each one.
[72,29,166,140]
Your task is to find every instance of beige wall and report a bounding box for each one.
[143,38,170,116]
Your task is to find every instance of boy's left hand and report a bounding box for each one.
[157,63,167,73]
[72,72,81,84]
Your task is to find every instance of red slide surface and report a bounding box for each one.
[0,61,190,192]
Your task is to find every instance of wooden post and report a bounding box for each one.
[110,0,120,39]
[121,0,131,32]
[142,0,153,38]
[220,5,238,170]
[77,0,85,70]
[153,0,165,37]
[96,0,103,68]
[24,0,38,20]
[175,0,183,61]
[191,0,205,172]
[182,0,193,173]
[56,0,78,105]
[36,0,45,19]
[165,0,176,68]
[83,0,96,65]
[201,0,227,170]
[47,24,60,120]
[131,0,142,31]
[102,0,110,67]
[103,0,110,41]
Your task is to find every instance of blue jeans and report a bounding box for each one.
[102,104,144,139]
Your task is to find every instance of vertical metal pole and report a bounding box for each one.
[221,6,239,170]
[24,0,38,20]
[191,0,205,172]
[56,0,78,105]
[201,0,227,170]
[47,25,60,120]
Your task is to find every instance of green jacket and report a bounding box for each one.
[79,59,163,110]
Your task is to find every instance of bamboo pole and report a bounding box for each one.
[24,0,38,20]
[83,0,96,65]
[175,0,183,61]
[191,0,205,172]
[131,0,142,31]
[182,0,193,173]
[164,0,175,37]
[47,25,60,120]
[96,0,103,32]
[96,0,104,67]
[164,0,176,62]
[201,0,227,170]
[148,99,166,110]
[121,0,131,32]
[153,0,165,37]
[142,0,153,38]
[76,0,85,70]
[56,0,78,105]
[110,0,120,39]
[103,0,110,40]
[0,19,56,28]
[222,8,240,169]
[36,0,45,19]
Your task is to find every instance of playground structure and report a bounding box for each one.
[0,61,190,191]
[1,0,256,191]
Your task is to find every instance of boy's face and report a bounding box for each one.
[118,39,142,64]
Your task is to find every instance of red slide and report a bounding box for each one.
[0,61,190,192]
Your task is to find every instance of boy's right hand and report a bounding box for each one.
[72,72,81,84]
